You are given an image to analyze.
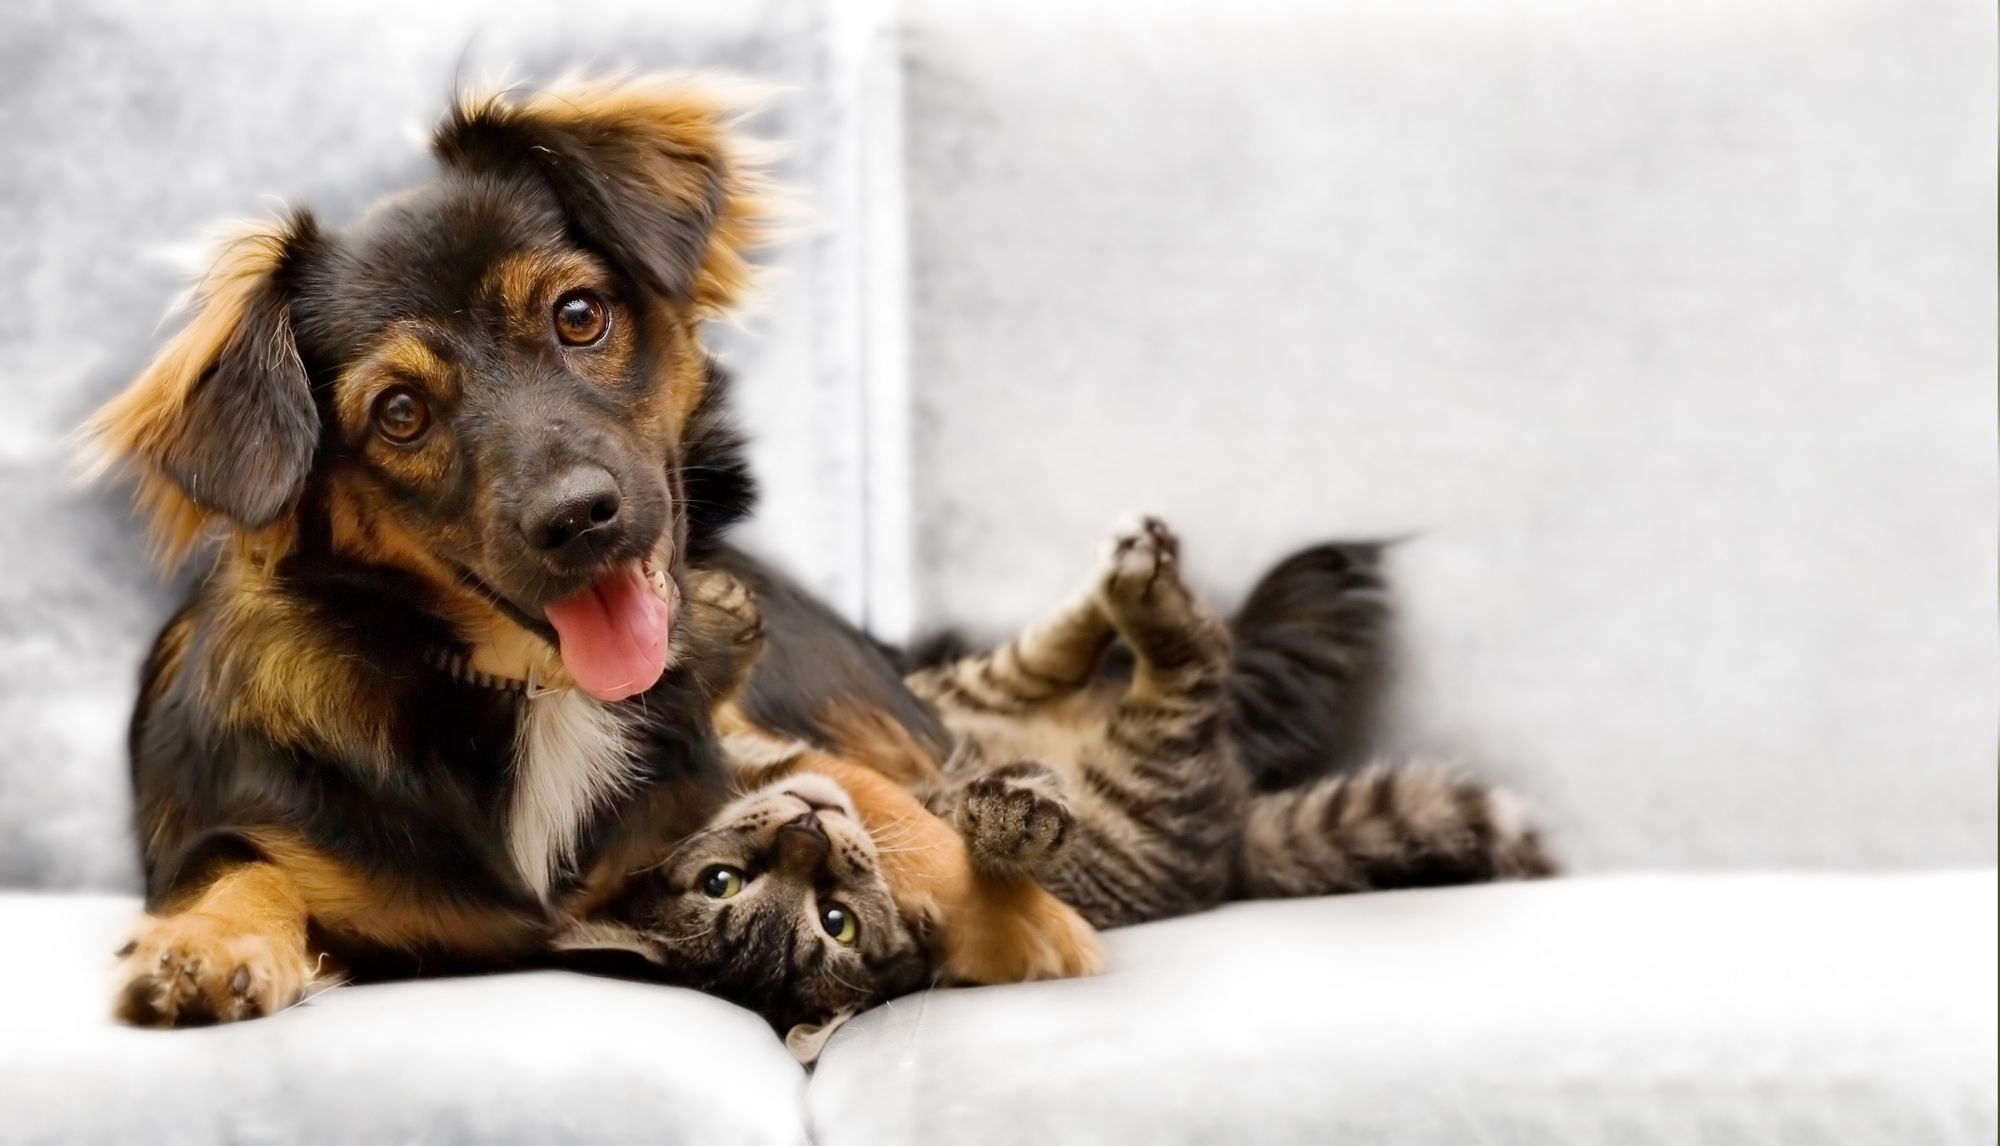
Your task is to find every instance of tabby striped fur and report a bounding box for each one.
[1236,764,1553,898]
[910,518,1554,931]
[908,517,1245,928]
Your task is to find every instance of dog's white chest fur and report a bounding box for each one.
[509,690,640,900]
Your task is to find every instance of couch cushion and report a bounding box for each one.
[0,893,808,1145]
[808,871,1999,1146]
[891,0,1999,871]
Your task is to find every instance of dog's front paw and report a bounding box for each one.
[112,913,319,1027]
[957,764,1073,877]
[1040,897,1107,980]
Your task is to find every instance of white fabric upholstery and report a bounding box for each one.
[0,893,808,1146]
[810,871,2000,1146]
[891,0,1999,871]
[6,875,1991,1146]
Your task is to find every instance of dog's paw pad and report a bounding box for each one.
[112,915,317,1028]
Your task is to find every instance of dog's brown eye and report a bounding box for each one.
[371,387,432,444]
[553,290,610,346]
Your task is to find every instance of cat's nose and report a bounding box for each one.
[775,814,829,872]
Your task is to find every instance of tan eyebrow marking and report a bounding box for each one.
[333,323,458,431]
[486,248,611,333]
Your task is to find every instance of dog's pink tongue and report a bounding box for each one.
[544,563,672,702]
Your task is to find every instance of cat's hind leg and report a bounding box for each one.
[1097,516,1233,708]
[904,587,1116,714]
[1027,517,1245,928]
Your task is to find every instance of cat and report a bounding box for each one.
[564,517,1552,1054]
[906,517,1553,929]
[556,570,1104,1062]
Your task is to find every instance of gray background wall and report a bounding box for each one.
[896,0,1999,870]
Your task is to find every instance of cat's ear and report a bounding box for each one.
[784,1008,858,1066]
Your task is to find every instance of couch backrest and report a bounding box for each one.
[885,0,1999,870]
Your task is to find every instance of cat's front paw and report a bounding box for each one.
[957,764,1073,877]
[1099,515,1187,608]
[681,568,766,699]
[112,912,321,1027]
[684,568,764,650]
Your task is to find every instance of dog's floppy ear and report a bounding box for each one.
[82,213,322,564]
[433,75,780,316]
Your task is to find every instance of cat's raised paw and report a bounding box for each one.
[1100,515,1185,606]
[957,766,1074,878]
[685,568,763,650]
[112,913,320,1027]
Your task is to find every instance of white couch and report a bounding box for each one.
[1,2,1993,1143]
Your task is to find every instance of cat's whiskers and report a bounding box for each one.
[631,825,726,876]
[863,816,934,847]
[819,959,869,997]
[867,840,945,856]
[655,920,719,943]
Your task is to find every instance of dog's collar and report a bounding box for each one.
[425,648,569,698]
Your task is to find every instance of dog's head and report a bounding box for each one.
[85,77,776,700]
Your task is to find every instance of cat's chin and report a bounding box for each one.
[772,772,858,820]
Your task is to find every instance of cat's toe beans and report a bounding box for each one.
[962,777,1073,870]
[687,571,763,646]
[689,571,754,615]
[1025,793,1072,851]
[1103,518,1165,580]
[1100,515,1192,612]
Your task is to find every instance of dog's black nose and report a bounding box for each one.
[520,465,622,556]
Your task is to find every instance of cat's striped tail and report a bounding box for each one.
[1234,763,1556,899]
[1227,541,1392,790]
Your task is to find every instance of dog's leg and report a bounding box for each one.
[113,859,322,1027]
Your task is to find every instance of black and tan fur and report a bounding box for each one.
[83,75,937,1027]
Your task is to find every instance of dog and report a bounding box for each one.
[85,75,944,1026]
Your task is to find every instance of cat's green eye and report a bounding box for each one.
[819,902,858,945]
[699,866,744,899]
